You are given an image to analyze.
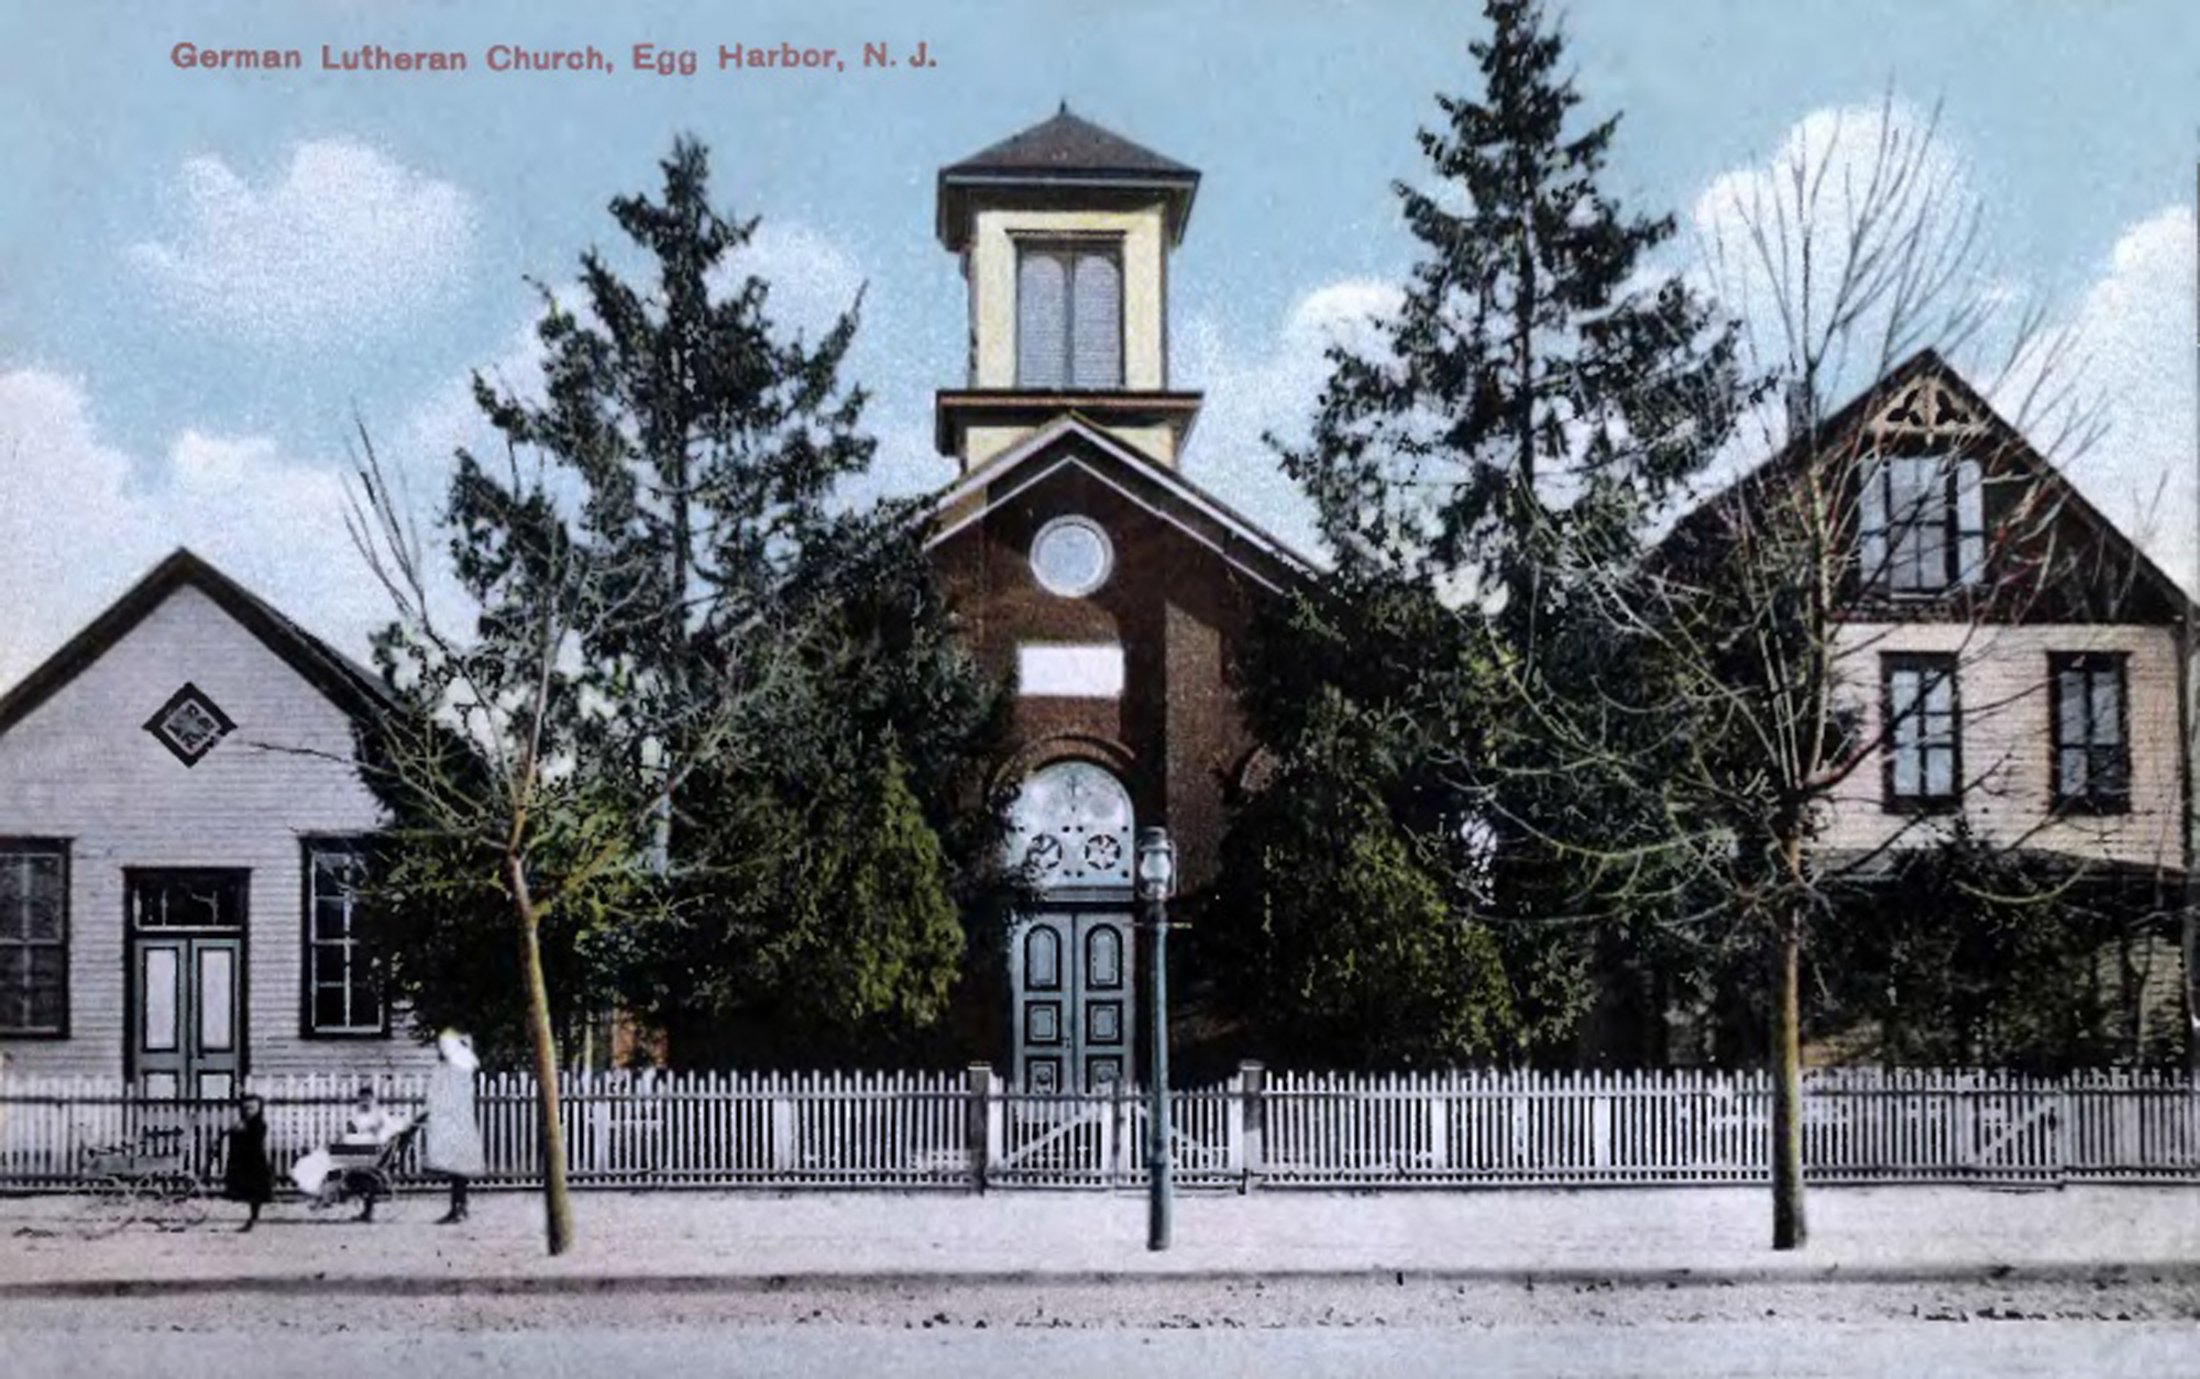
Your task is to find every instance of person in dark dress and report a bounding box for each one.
[222,1093,275,1231]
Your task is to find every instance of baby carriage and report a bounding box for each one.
[300,1117,422,1221]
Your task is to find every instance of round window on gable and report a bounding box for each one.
[1029,516,1113,599]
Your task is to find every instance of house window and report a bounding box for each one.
[1016,241,1122,389]
[0,841,67,1036]
[1859,455,1984,593]
[2051,653,2130,813]
[1883,655,1960,810]
[304,842,382,1036]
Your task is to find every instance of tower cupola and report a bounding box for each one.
[934,107,1203,471]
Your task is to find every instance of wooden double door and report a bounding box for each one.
[125,870,247,1100]
[1011,909,1134,1093]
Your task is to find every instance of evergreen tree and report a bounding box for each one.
[1213,680,1518,1065]
[1229,0,1742,1061]
[378,137,1006,1075]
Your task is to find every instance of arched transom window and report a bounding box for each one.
[1007,760,1134,890]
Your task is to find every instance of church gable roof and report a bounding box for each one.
[0,549,394,739]
[925,417,1314,597]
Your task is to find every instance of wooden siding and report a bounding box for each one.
[1822,622,2186,870]
[0,584,430,1078]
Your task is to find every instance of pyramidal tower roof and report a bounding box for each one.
[945,104,1196,177]
[937,105,1200,249]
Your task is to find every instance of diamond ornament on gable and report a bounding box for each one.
[143,683,235,766]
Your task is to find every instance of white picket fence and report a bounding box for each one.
[1,1065,2194,1191]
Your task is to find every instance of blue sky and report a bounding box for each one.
[2,0,2196,685]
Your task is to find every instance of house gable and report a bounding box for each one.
[1666,351,2190,626]
[0,548,391,740]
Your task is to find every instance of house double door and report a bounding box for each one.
[126,870,247,1101]
[1011,910,1134,1093]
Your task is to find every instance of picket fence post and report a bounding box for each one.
[1237,1060,1266,1192]
[1427,1073,1451,1174]
[1591,1071,1612,1172]
[1224,1067,1245,1180]
[965,1063,994,1194]
[770,1074,797,1173]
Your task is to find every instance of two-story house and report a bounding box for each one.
[1668,349,2191,1062]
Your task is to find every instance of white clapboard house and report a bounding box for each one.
[0,550,432,1093]
[1663,350,2192,1058]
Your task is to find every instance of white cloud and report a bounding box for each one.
[724,221,869,342]
[130,139,474,344]
[1177,279,1403,559]
[2058,205,2198,591]
[1691,99,1984,432]
[0,369,389,689]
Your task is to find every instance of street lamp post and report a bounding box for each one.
[1135,826,1176,1253]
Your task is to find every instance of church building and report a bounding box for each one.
[922,109,1310,1093]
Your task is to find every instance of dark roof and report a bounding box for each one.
[937,107,1200,249]
[0,548,395,739]
[1662,348,2193,621]
[944,107,1196,179]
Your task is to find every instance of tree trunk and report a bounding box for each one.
[509,859,574,1256]
[1770,918,1806,1251]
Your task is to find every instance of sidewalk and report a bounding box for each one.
[2,1185,2196,1296]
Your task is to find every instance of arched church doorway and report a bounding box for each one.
[1006,759,1136,1092]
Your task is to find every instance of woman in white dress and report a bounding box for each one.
[421,1030,485,1224]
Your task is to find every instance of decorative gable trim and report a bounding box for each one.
[1665,349,2193,625]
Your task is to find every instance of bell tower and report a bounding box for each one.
[934,106,1203,472]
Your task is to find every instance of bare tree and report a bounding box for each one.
[1697,93,2103,464]
[1558,367,2089,1250]
[343,430,791,1256]
[1487,95,2152,1251]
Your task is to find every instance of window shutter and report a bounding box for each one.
[1858,461,1888,588]
[1889,668,1920,796]
[1069,251,1122,388]
[2090,665,2120,745]
[1924,673,1956,798]
[1017,250,1067,389]
[1955,457,1985,584]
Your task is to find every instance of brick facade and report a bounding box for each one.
[928,438,1290,890]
